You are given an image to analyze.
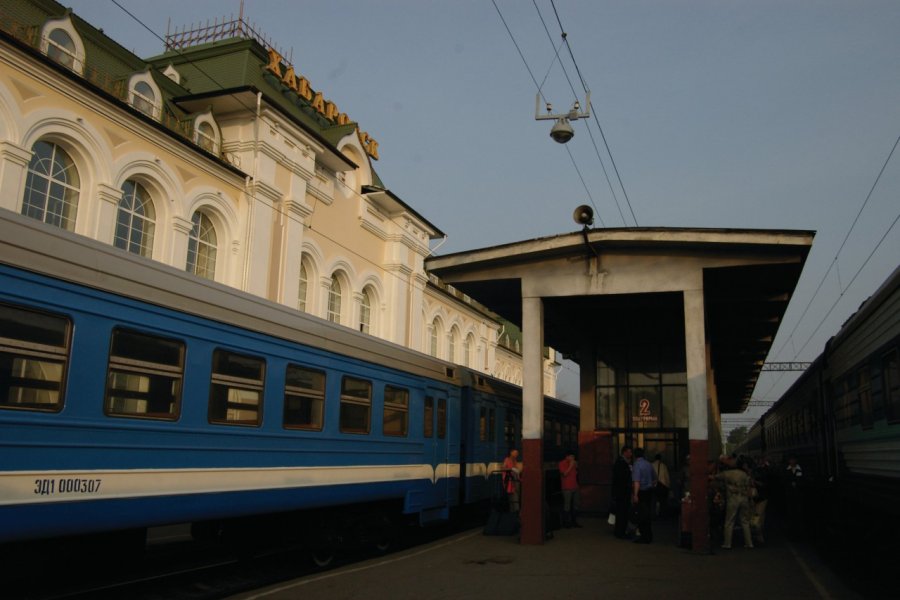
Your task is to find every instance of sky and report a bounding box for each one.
[64,0,900,428]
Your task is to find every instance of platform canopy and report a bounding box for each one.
[425,227,814,413]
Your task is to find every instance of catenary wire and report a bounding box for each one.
[532,0,627,227]
[492,0,602,223]
[549,0,638,226]
[770,131,900,363]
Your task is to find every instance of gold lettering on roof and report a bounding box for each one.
[264,47,379,160]
[310,91,325,113]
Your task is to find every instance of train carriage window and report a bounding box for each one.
[489,408,496,442]
[106,328,184,419]
[424,396,434,438]
[504,412,518,449]
[0,303,70,412]
[340,376,371,434]
[858,368,873,430]
[555,421,562,447]
[284,365,325,431]
[479,406,487,441]
[437,398,447,439]
[208,350,264,426]
[383,386,409,437]
[884,349,900,424]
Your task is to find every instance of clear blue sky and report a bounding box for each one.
[66,0,900,425]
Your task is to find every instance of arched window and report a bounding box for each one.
[129,76,160,120]
[46,29,76,70]
[464,334,474,368]
[359,287,372,334]
[22,141,80,231]
[195,121,217,154]
[297,261,309,312]
[448,328,458,363]
[41,18,84,74]
[114,180,155,257]
[186,211,217,280]
[327,275,342,324]
[429,318,441,358]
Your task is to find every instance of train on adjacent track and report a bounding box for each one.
[0,211,578,559]
[738,264,900,537]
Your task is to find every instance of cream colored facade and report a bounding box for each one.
[0,6,559,393]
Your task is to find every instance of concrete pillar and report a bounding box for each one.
[521,295,545,545]
[684,288,709,552]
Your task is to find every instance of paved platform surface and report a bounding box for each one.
[228,516,861,600]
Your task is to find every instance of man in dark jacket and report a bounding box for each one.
[612,446,633,539]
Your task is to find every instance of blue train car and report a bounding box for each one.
[0,211,463,546]
[0,211,579,553]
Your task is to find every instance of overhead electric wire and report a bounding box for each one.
[492,0,603,225]
[793,209,900,358]
[532,0,626,227]
[565,144,605,227]
[757,131,900,404]
[770,131,900,363]
[549,0,638,226]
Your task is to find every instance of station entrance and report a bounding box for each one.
[425,225,814,548]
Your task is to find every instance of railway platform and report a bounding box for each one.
[227,515,862,600]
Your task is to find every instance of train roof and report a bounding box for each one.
[0,210,461,387]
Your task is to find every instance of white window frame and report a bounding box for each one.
[128,73,162,120]
[193,115,220,155]
[40,17,85,74]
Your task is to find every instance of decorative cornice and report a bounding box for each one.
[247,179,282,203]
[306,182,332,205]
[172,215,193,235]
[96,183,122,205]
[283,197,314,219]
[0,141,31,165]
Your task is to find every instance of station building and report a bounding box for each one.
[1,0,816,552]
[0,0,557,393]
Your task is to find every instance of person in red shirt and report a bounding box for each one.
[559,452,582,528]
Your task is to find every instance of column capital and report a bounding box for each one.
[96,183,122,205]
[0,141,32,166]
[172,215,193,235]
[283,197,313,219]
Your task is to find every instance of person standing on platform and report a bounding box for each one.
[631,447,656,544]
[612,446,633,539]
[784,454,804,537]
[502,448,522,513]
[717,459,754,549]
[751,455,772,544]
[558,451,582,528]
[652,454,671,517]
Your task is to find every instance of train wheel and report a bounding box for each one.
[371,515,396,554]
[308,526,339,568]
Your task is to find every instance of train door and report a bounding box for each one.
[421,389,454,520]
